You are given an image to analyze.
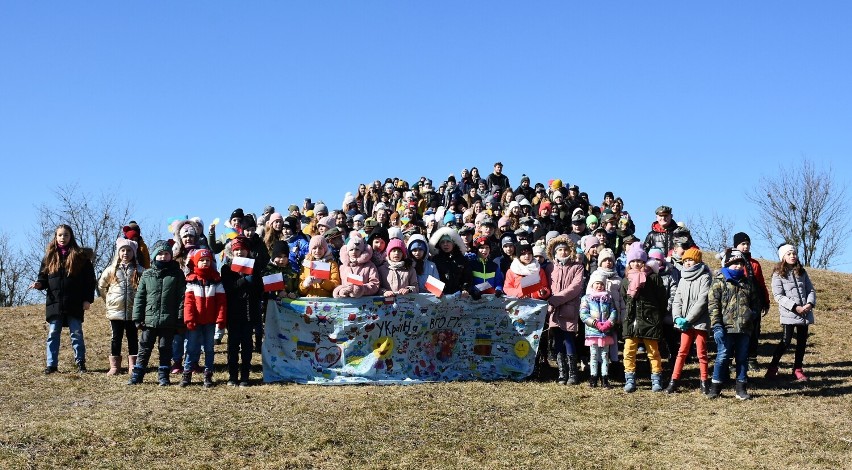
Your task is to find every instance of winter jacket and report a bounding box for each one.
[298,255,341,297]
[98,263,145,321]
[432,249,474,296]
[656,264,680,323]
[771,269,816,325]
[487,172,510,193]
[133,261,186,329]
[545,259,585,331]
[579,293,618,339]
[220,263,263,327]
[585,267,627,323]
[37,252,96,324]
[504,260,551,300]
[260,262,300,297]
[378,261,419,295]
[671,263,712,331]
[469,256,505,295]
[621,269,667,340]
[287,234,310,268]
[414,259,440,293]
[745,254,771,312]
[642,219,679,257]
[136,239,151,269]
[709,270,759,335]
[333,246,380,298]
[184,272,227,327]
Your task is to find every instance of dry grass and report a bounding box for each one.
[2,257,851,469]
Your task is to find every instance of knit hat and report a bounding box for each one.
[520,174,530,183]
[497,216,512,229]
[733,232,751,247]
[626,244,648,263]
[682,247,702,263]
[589,270,607,287]
[267,212,284,226]
[283,216,299,230]
[115,237,138,257]
[323,227,343,241]
[179,223,197,237]
[352,214,365,223]
[538,201,552,212]
[150,240,172,262]
[318,216,336,229]
[190,248,213,267]
[598,248,615,262]
[586,214,598,226]
[231,235,250,252]
[122,221,141,239]
[240,214,257,230]
[655,205,672,215]
[501,234,516,247]
[407,234,428,253]
[583,235,600,251]
[387,226,404,241]
[777,244,795,261]
[480,216,496,227]
[516,240,534,254]
[604,191,614,199]
[308,235,329,256]
[263,205,275,215]
[725,249,746,266]
[271,240,289,259]
[458,224,475,236]
[367,227,390,246]
[545,231,560,245]
[549,179,563,191]
[314,202,329,216]
[648,247,666,261]
[288,204,299,213]
[230,208,245,220]
[347,235,366,253]
[386,238,407,258]
[532,244,545,257]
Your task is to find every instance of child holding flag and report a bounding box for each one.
[262,240,300,300]
[221,236,263,387]
[503,240,551,300]
[428,227,475,298]
[181,248,227,388]
[299,235,341,297]
[468,236,505,297]
[378,239,419,297]
[333,235,380,298]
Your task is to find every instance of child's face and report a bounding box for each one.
[480,225,493,237]
[439,239,454,253]
[233,248,250,258]
[599,258,614,269]
[503,245,515,256]
[477,245,490,259]
[310,245,325,259]
[736,241,751,253]
[273,256,288,267]
[534,255,545,264]
[519,251,533,264]
[282,226,294,238]
[230,217,242,229]
[55,227,71,247]
[317,225,327,235]
[372,239,386,253]
[271,219,283,231]
[683,258,696,269]
[592,280,605,292]
[353,220,364,230]
[388,248,404,262]
[783,251,797,265]
[181,233,196,245]
[156,251,172,262]
[555,245,568,258]
[197,257,212,269]
[595,233,606,244]
[587,246,599,257]
[588,222,598,231]
[628,260,645,270]
[118,246,134,263]
[243,227,256,238]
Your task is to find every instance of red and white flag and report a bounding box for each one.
[345,272,365,286]
[475,281,495,295]
[310,261,331,280]
[231,256,255,275]
[262,272,285,292]
[425,275,445,297]
[520,270,541,296]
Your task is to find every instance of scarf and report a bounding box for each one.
[626,266,647,297]
[387,260,406,270]
[510,258,540,276]
[58,245,70,257]
[721,267,745,282]
[555,256,571,266]
[588,290,609,301]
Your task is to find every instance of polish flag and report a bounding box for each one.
[231,256,255,275]
[475,281,495,295]
[346,272,365,286]
[262,273,285,292]
[520,270,541,296]
[310,261,332,280]
[425,275,445,297]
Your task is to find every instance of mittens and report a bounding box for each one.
[600,320,612,332]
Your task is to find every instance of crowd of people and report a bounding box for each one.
[31,162,817,397]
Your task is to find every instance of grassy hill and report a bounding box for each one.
[2,256,851,469]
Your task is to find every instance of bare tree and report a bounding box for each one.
[685,212,736,254]
[746,158,848,269]
[0,232,34,306]
[29,182,134,279]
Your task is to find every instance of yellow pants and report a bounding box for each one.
[623,337,663,374]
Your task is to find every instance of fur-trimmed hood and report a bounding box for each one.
[546,234,578,263]
[340,240,374,267]
[429,226,467,256]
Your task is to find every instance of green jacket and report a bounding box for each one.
[709,270,758,335]
[133,261,186,329]
[621,271,667,340]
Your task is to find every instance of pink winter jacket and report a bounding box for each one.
[377,261,419,295]
[333,246,380,298]
[545,260,585,332]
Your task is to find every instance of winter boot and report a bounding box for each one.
[735,380,751,400]
[127,366,145,385]
[107,356,121,376]
[127,355,137,375]
[589,374,599,388]
[556,353,568,385]
[793,368,808,382]
[77,361,87,374]
[651,373,663,392]
[158,366,171,386]
[179,370,192,387]
[765,365,778,379]
[700,379,711,395]
[624,372,637,393]
[44,366,58,375]
[665,378,679,394]
[601,376,611,389]
[203,368,215,388]
[566,355,579,385]
[707,381,722,399]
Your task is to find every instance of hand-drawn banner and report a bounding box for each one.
[262,294,549,384]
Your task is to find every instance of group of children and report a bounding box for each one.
[33,163,817,397]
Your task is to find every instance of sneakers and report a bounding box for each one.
[793,368,809,382]
[44,366,58,375]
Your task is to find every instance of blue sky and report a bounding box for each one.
[1,2,850,269]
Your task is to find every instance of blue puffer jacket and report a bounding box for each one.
[580,293,618,339]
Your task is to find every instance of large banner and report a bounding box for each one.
[262,294,549,384]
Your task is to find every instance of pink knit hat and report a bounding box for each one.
[385,238,407,258]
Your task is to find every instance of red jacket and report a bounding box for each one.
[504,264,551,299]
[748,256,771,312]
[184,272,227,327]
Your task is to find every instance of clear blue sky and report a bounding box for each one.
[2,2,850,269]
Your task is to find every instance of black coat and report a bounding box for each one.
[37,254,96,324]
[431,248,474,296]
[221,264,263,326]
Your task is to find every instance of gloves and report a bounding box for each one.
[594,320,603,331]
[674,317,687,329]
[599,320,612,332]
[186,321,197,331]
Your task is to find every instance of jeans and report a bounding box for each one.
[589,344,610,377]
[46,317,86,367]
[550,328,576,356]
[172,331,186,364]
[712,327,750,383]
[109,320,138,356]
[185,323,216,371]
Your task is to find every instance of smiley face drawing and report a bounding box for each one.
[513,339,531,358]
